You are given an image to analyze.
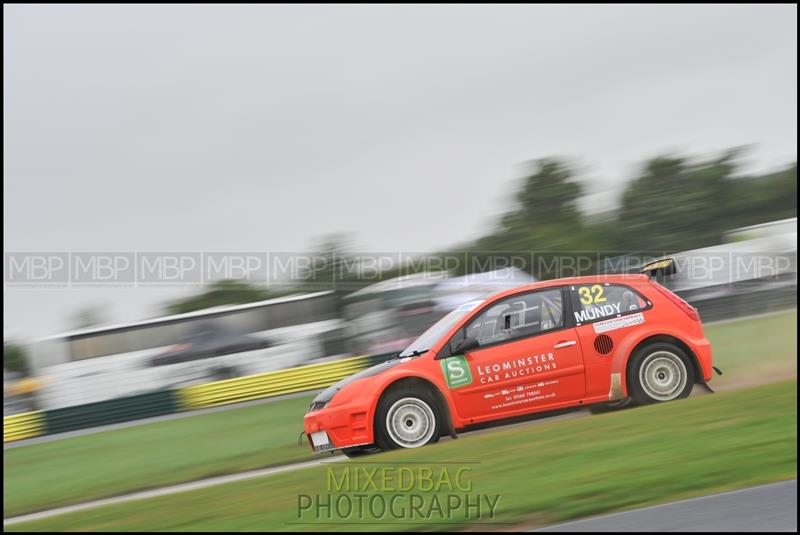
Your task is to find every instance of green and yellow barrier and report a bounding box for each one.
[4,411,44,442]
[178,355,372,410]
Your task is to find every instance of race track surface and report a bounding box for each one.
[536,479,797,532]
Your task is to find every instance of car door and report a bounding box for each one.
[439,287,586,423]
[568,282,652,398]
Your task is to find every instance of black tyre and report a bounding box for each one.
[629,342,695,405]
[342,446,381,458]
[588,397,635,414]
[374,386,441,451]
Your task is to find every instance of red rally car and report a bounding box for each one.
[304,268,715,457]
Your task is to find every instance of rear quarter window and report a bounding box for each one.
[569,283,650,325]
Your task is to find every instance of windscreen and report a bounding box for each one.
[398,300,484,357]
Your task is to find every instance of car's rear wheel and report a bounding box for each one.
[375,387,441,451]
[588,397,635,414]
[629,343,695,405]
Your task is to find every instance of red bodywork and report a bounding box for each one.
[304,274,713,452]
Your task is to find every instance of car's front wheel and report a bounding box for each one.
[629,343,695,405]
[375,387,441,451]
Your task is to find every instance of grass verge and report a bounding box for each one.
[7,381,797,531]
[3,394,315,518]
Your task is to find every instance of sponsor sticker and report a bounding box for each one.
[593,312,645,333]
[440,355,473,389]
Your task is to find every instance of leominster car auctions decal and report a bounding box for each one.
[476,353,557,384]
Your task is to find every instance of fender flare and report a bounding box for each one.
[609,329,703,400]
[369,369,460,439]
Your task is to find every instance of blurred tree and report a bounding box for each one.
[297,233,357,291]
[455,158,595,278]
[69,306,106,330]
[4,342,30,376]
[731,163,797,228]
[617,150,740,252]
[500,158,584,233]
[165,280,280,315]
[771,163,798,216]
[445,150,795,280]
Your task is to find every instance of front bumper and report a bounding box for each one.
[303,395,376,453]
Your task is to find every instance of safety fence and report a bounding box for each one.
[3,354,382,443]
[44,390,179,435]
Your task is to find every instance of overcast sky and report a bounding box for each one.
[4,4,797,338]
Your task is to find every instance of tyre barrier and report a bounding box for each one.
[3,411,44,442]
[178,355,373,410]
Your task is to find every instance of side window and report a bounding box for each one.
[570,283,649,324]
[463,288,564,348]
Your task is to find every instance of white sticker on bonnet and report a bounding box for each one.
[593,312,645,334]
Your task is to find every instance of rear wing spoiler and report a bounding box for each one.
[639,258,676,281]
